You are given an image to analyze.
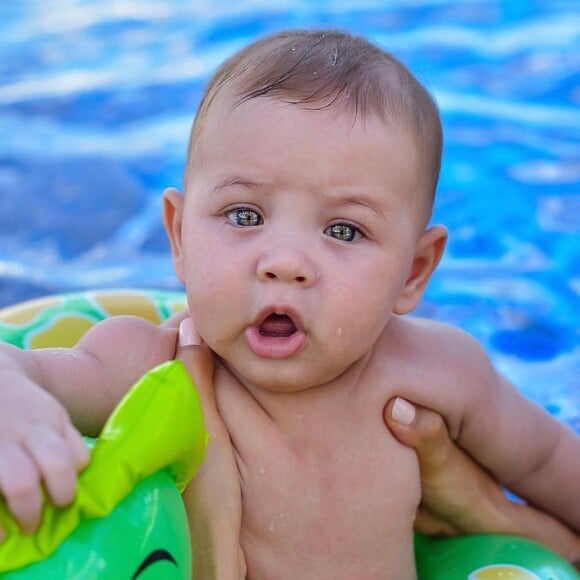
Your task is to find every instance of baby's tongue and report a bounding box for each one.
[259,314,297,337]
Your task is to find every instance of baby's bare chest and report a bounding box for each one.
[245,433,419,526]
[230,402,421,578]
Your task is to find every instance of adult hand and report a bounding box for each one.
[385,397,580,568]
[176,317,246,580]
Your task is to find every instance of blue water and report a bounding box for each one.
[0,1,578,429]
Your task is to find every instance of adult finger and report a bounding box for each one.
[175,317,220,421]
[414,507,459,536]
[385,397,454,467]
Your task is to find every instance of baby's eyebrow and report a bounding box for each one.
[326,193,385,218]
[212,176,265,193]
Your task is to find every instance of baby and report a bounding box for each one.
[0,29,579,579]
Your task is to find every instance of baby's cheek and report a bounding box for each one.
[186,281,239,345]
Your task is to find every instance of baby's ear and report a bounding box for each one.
[394,225,448,315]
[163,187,186,282]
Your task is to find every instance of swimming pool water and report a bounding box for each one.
[0,1,578,430]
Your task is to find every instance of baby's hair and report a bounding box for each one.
[186,29,442,207]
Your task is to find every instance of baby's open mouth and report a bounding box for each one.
[259,313,297,338]
[246,310,306,358]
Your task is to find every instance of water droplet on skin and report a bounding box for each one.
[269,521,276,532]
[336,327,343,337]
[258,466,266,475]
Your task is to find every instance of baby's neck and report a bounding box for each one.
[222,349,374,438]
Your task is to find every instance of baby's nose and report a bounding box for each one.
[256,246,317,286]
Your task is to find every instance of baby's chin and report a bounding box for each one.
[222,355,353,396]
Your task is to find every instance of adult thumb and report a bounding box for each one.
[385,397,452,467]
[176,317,215,406]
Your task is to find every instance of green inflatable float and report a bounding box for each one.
[0,289,577,580]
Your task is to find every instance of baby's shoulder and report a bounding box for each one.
[368,316,499,428]
[381,315,487,361]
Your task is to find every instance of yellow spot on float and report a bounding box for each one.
[30,316,95,349]
[168,299,187,314]
[0,295,65,325]
[95,292,162,324]
[469,564,541,580]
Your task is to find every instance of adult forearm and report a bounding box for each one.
[183,474,246,580]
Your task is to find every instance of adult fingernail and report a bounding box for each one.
[179,317,201,348]
[391,397,416,425]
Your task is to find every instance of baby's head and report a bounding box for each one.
[165,29,449,392]
[185,28,442,222]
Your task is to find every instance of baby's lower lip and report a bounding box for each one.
[245,325,306,359]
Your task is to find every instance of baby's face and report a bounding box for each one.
[171,95,427,392]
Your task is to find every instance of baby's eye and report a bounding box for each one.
[325,223,362,242]
[225,208,263,227]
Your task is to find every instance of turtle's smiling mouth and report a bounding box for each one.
[132,549,178,579]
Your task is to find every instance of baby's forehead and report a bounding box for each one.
[191,93,429,201]
[195,86,412,146]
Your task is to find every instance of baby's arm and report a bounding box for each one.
[460,367,580,532]
[427,326,580,533]
[0,314,177,535]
